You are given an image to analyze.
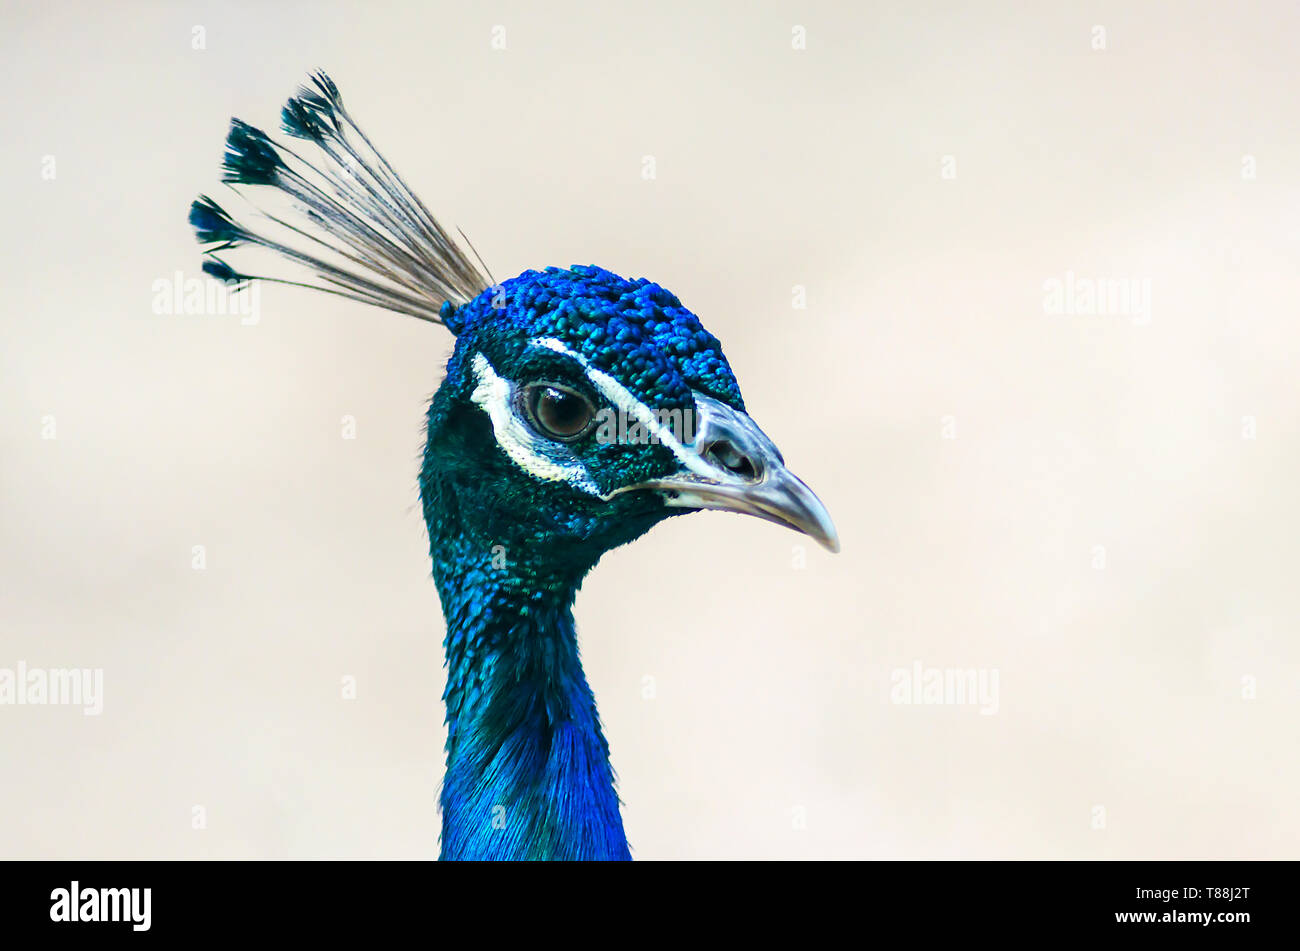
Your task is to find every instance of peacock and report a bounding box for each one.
[189,73,838,860]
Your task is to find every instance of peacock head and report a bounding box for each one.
[189,73,837,580]
[421,264,837,577]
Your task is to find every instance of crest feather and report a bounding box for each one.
[189,71,492,326]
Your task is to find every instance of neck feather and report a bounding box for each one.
[430,528,630,861]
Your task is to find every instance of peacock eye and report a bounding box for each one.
[521,382,597,441]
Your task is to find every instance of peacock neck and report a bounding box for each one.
[429,527,630,860]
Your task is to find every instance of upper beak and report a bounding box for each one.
[611,394,840,553]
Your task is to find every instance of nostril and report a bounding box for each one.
[703,439,760,482]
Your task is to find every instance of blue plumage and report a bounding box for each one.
[190,73,838,860]
[431,545,629,860]
[447,265,745,411]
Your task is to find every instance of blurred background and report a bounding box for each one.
[1,0,1297,859]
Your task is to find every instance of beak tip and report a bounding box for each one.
[807,520,840,554]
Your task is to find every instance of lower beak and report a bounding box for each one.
[634,466,840,553]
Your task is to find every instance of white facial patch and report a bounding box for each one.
[468,352,602,495]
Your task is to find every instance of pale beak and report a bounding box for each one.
[612,394,840,553]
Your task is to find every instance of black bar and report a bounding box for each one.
[0,860,1285,938]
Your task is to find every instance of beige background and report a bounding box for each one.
[2,0,1297,859]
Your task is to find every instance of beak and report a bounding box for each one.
[611,394,840,553]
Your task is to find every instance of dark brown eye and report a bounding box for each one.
[523,383,596,441]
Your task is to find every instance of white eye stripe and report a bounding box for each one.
[528,337,716,481]
[468,352,602,495]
